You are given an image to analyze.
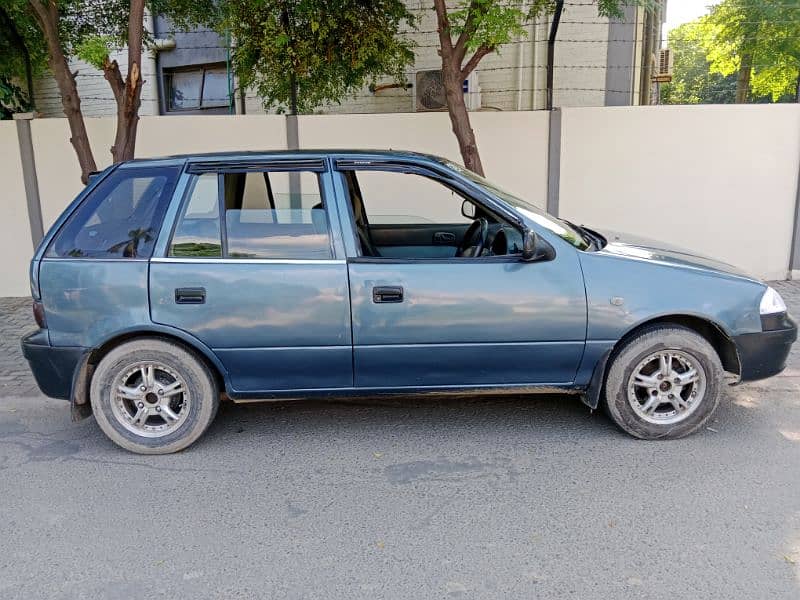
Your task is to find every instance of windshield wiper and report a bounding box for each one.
[562,219,597,250]
[579,225,607,249]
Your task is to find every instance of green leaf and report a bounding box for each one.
[75,35,115,69]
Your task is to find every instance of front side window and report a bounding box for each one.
[169,169,331,259]
[47,166,179,259]
[439,159,591,250]
[354,170,472,225]
[344,167,524,260]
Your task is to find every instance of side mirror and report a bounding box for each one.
[521,228,554,261]
[461,200,477,219]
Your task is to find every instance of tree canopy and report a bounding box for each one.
[660,19,738,104]
[221,0,416,114]
[702,0,800,102]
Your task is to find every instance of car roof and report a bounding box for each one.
[120,149,447,167]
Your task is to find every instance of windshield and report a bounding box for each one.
[439,159,591,250]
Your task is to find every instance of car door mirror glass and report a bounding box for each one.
[521,228,554,261]
[461,200,476,219]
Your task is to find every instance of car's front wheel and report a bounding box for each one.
[603,325,723,440]
[90,338,219,454]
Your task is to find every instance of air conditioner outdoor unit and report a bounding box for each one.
[653,48,674,83]
[414,69,481,112]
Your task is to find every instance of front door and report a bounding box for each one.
[338,164,587,389]
[150,160,353,394]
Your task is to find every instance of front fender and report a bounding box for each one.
[579,251,765,341]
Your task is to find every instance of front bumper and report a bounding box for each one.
[21,330,87,400]
[733,314,797,381]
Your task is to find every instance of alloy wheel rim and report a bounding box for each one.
[626,349,706,425]
[110,362,191,438]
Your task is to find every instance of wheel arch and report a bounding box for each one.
[583,313,740,409]
[70,325,230,419]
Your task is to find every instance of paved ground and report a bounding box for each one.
[1,284,800,599]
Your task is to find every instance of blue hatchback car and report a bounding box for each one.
[22,150,797,453]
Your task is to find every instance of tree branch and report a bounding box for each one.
[126,0,145,104]
[432,0,453,54]
[453,1,479,64]
[461,45,494,79]
[102,58,125,104]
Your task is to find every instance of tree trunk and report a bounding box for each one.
[107,0,145,163]
[735,53,752,103]
[28,0,96,183]
[443,65,484,176]
[433,0,484,176]
[546,0,564,110]
[105,59,143,163]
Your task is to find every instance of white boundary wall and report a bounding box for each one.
[1,106,798,296]
[558,105,800,280]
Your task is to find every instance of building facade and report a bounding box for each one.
[33,1,665,118]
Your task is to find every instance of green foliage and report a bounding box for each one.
[447,1,648,59]
[75,35,117,69]
[449,1,532,52]
[0,75,31,119]
[703,0,800,101]
[221,0,416,113]
[660,20,737,104]
[0,2,48,86]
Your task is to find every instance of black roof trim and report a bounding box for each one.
[186,158,326,173]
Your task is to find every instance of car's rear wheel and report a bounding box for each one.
[602,325,723,440]
[90,339,219,454]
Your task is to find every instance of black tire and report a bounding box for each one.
[602,325,723,440]
[90,338,219,454]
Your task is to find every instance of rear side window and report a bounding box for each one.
[47,166,179,259]
[169,170,332,259]
[170,173,222,257]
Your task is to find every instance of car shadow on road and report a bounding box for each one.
[206,392,634,445]
[191,381,797,451]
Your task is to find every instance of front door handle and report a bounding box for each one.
[372,286,404,303]
[175,287,206,304]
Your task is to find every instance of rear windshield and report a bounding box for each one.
[47,166,179,259]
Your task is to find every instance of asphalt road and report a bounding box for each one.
[1,285,800,598]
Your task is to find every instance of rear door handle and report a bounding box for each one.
[372,286,404,303]
[175,287,206,304]
[433,231,456,244]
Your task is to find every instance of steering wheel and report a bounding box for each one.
[456,218,488,258]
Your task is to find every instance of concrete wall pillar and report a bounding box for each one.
[13,113,44,248]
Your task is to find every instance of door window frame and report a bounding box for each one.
[333,159,529,263]
[157,158,345,262]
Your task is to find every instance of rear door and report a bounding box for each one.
[149,158,353,395]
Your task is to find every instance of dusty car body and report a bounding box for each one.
[22,150,796,453]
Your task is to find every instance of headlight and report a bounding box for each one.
[760,286,787,315]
